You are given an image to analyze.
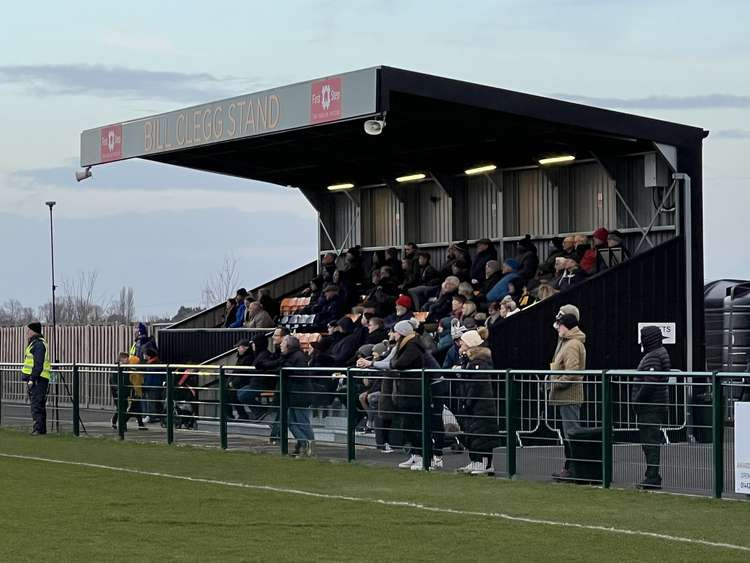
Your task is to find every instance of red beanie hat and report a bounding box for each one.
[395,294,413,310]
[593,227,609,243]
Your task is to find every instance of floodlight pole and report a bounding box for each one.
[45,201,58,431]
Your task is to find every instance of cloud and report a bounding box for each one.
[0,64,262,103]
[98,29,175,53]
[0,167,313,221]
[711,129,750,139]
[552,93,750,110]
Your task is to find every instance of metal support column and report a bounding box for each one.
[421,369,432,470]
[346,369,356,462]
[72,363,80,437]
[505,370,517,478]
[166,366,174,445]
[219,366,228,450]
[712,374,724,499]
[279,368,289,455]
[601,371,612,488]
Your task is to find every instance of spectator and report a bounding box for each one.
[501,300,519,319]
[437,298,466,355]
[384,247,403,281]
[244,301,275,329]
[634,326,671,490]
[425,277,461,324]
[607,231,631,260]
[573,234,590,262]
[470,239,498,287]
[462,300,477,323]
[312,285,346,328]
[548,313,587,481]
[539,237,566,275]
[228,288,249,328]
[227,339,253,420]
[399,257,418,291]
[385,294,414,330]
[257,288,280,321]
[365,316,388,345]
[302,276,324,306]
[458,282,475,302]
[516,235,539,280]
[129,322,156,361]
[275,335,316,456]
[416,252,441,286]
[476,260,502,303]
[455,330,500,476]
[361,340,396,453]
[221,298,238,328]
[580,227,609,274]
[391,320,427,470]
[562,236,576,257]
[554,256,586,291]
[556,304,580,322]
[330,317,360,366]
[451,260,471,283]
[439,242,469,279]
[110,351,146,431]
[358,341,389,433]
[536,282,559,302]
[518,282,537,309]
[506,280,522,302]
[343,246,366,287]
[442,319,467,369]
[486,259,521,302]
[142,347,164,424]
[321,252,338,284]
[237,333,275,419]
[403,242,420,278]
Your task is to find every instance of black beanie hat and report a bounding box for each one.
[27,322,42,334]
[558,314,579,330]
[640,326,664,351]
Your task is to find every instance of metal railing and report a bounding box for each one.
[1,362,748,500]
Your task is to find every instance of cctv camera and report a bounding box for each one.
[364,119,385,136]
[75,167,92,182]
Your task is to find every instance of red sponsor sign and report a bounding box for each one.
[100,124,123,161]
[310,77,342,124]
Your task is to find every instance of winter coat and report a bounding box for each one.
[222,304,239,327]
[143,356,164,388]
[330,331,360,367]
[516,249,539,280]
[457,346,500,452]
[391,334,424,408]
[442,342,461,369]
[479,271,503,299]
[312,294,345,328]
[419,264,441,286]
[244,309,274,329]
[366,327,389,346]
[384,310,413,331]
[487,272,521,302]
[249,346,276,391]
[227,303,246,328]
[633,328,671,409]
[229,348,255,389]
[23,335,47,381]
[280,348,315,408]
[549,327,586,405]
[426,289,458,324]
[259,294,280,320]
[471,247,498,285]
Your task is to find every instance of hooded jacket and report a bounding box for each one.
[549,327,587,405]
[633,326,671,407]
[457,346,500,452]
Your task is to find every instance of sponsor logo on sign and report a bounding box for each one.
[310,77,342,124]
[100,124,123,161]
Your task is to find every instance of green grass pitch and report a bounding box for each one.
[0,429,748,562]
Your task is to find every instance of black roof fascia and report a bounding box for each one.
[378,66,706,149]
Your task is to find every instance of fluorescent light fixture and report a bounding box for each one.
[327,183,355,191]
[395,173,426,183]
[464,164,497,175]
[538,155,575,166]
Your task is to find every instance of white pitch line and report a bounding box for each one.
[0,452,747,553]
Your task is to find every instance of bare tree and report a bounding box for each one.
[51,270,104,323]
[107,286,136,323]
[0,299,35,325]
[202,255,241,307]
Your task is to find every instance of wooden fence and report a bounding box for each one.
[0,324,135,364]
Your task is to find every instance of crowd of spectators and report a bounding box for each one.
[210,228,631,473]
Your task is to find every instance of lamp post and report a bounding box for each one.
[45,201,57,431]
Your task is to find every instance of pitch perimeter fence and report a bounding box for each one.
[1,362,748,500]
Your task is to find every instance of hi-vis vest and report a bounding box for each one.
[22,337,51,380]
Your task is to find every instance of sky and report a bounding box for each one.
[0,0,748,317]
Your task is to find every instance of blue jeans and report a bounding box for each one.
[271,407,315,441]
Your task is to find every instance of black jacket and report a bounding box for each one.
[516,249,539,280]
[457,346,500,452]
[229,349,255,388]
[633,327,671,407]
[280,348,315,408]
[391,335,425,408]
[419,264,441,286]
[426,289,457,324]
[470,247,498,285]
